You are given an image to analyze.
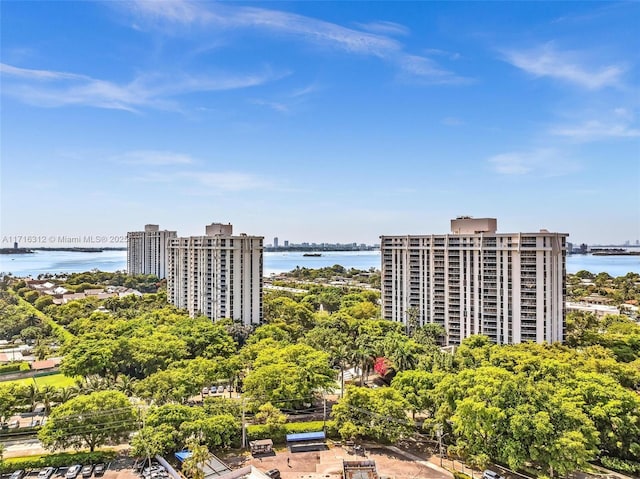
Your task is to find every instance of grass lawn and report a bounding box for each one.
[1,373,76,389]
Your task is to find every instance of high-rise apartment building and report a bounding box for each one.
[167,223,263,325]
[127,224,177,279]
[381,217,567,345]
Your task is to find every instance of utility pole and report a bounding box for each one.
[241,398,246,449]
[322,393,327,431]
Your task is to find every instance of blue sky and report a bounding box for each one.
[1,1,639,246]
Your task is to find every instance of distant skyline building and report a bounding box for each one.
[126,224,177,279]
[167,223,263,325]
[381,217,568,345]
[273,237,279,248]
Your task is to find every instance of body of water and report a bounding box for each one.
[1,249,638,278]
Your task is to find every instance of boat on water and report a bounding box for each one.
[302,253,322,257]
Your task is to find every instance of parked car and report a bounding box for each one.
[38,467,56,479]
[483,471,504,479]
[9,470,26,479]
[66,464,82,479]
[216,385,224,394]
[201,387,209,396]
[93,464,106,476]
[81,464,94,478]
[9,420,20,428]
[265,470,281,479]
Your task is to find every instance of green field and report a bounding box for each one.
[1,373,76,389]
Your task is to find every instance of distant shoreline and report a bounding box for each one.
[0,247,127,254]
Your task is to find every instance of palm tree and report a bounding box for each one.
[20,383,39,412]
[56,387,78,404]
[76,375,108,394]
[182,441,209,479]
[114,376,137,396]
[39,385,57,415]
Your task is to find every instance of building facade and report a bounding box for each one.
[127,224,177,279]
[381,218,567,345]
[167,223,263,325]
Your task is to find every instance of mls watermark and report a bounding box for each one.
[2,235,127,245]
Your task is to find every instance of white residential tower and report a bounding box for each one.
[381,217,567,345]
[167,223,263,325]
[127,224,177,279]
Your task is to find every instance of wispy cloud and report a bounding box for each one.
[442,117,465,127]
[1,63,281,111]
[502,42,625,90]
[114,150,195,166]
[133,169,274,192]
[354,20,410,37]
[552,120,640,141]
[123,0,468,84]
[248,98,289,113]
[488,148,579,177]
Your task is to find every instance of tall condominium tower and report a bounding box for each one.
[127,224,177,279]
[381,217,568,345]
[167,223,263,325]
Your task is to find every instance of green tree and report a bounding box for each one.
[254,402,287,436]
[182,441,209,479]
[243,344,334,408]
[38,390,137,452]
[331,386,412,442]
[391,370,441,419]
[0,385,17,423]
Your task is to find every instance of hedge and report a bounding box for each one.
[600,456,640,475]
[453,473,472,479]
[246,420,338,444]
[0,451,117,473]
[0,362,30,374]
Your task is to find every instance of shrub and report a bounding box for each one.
[453,473,472,479]
[0,451,116,473]
[246,420,337,444]
[600,456,640,474]
[0,362,30,374]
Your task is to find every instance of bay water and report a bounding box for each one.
[1,249,638,278]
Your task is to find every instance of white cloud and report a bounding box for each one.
[185,171,272,191]
[354,20,410,37]
[0,62,280,111]
[249,98,289,113]
[114,150,195,166]
[133,169,274,192]
[123,0,468,84]
[551,120,640,141]
[442,117,465,126]
[488,148,579,176]
[502,43,625,90]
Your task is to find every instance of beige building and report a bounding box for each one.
[127,224,177,279]
[381,217,568,345]
[167,223,263,325]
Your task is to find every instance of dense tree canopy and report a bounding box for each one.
[38,390,137,452]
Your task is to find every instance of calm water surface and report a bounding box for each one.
[1,249,638,278]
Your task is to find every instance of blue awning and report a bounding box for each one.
[174,451,192,462]
[286,431,326,442]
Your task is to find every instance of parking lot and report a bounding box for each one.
[2,458,139,479]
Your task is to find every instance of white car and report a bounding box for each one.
[201,387,209,396]
[38,467,55,479]
[66,465,82,479]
